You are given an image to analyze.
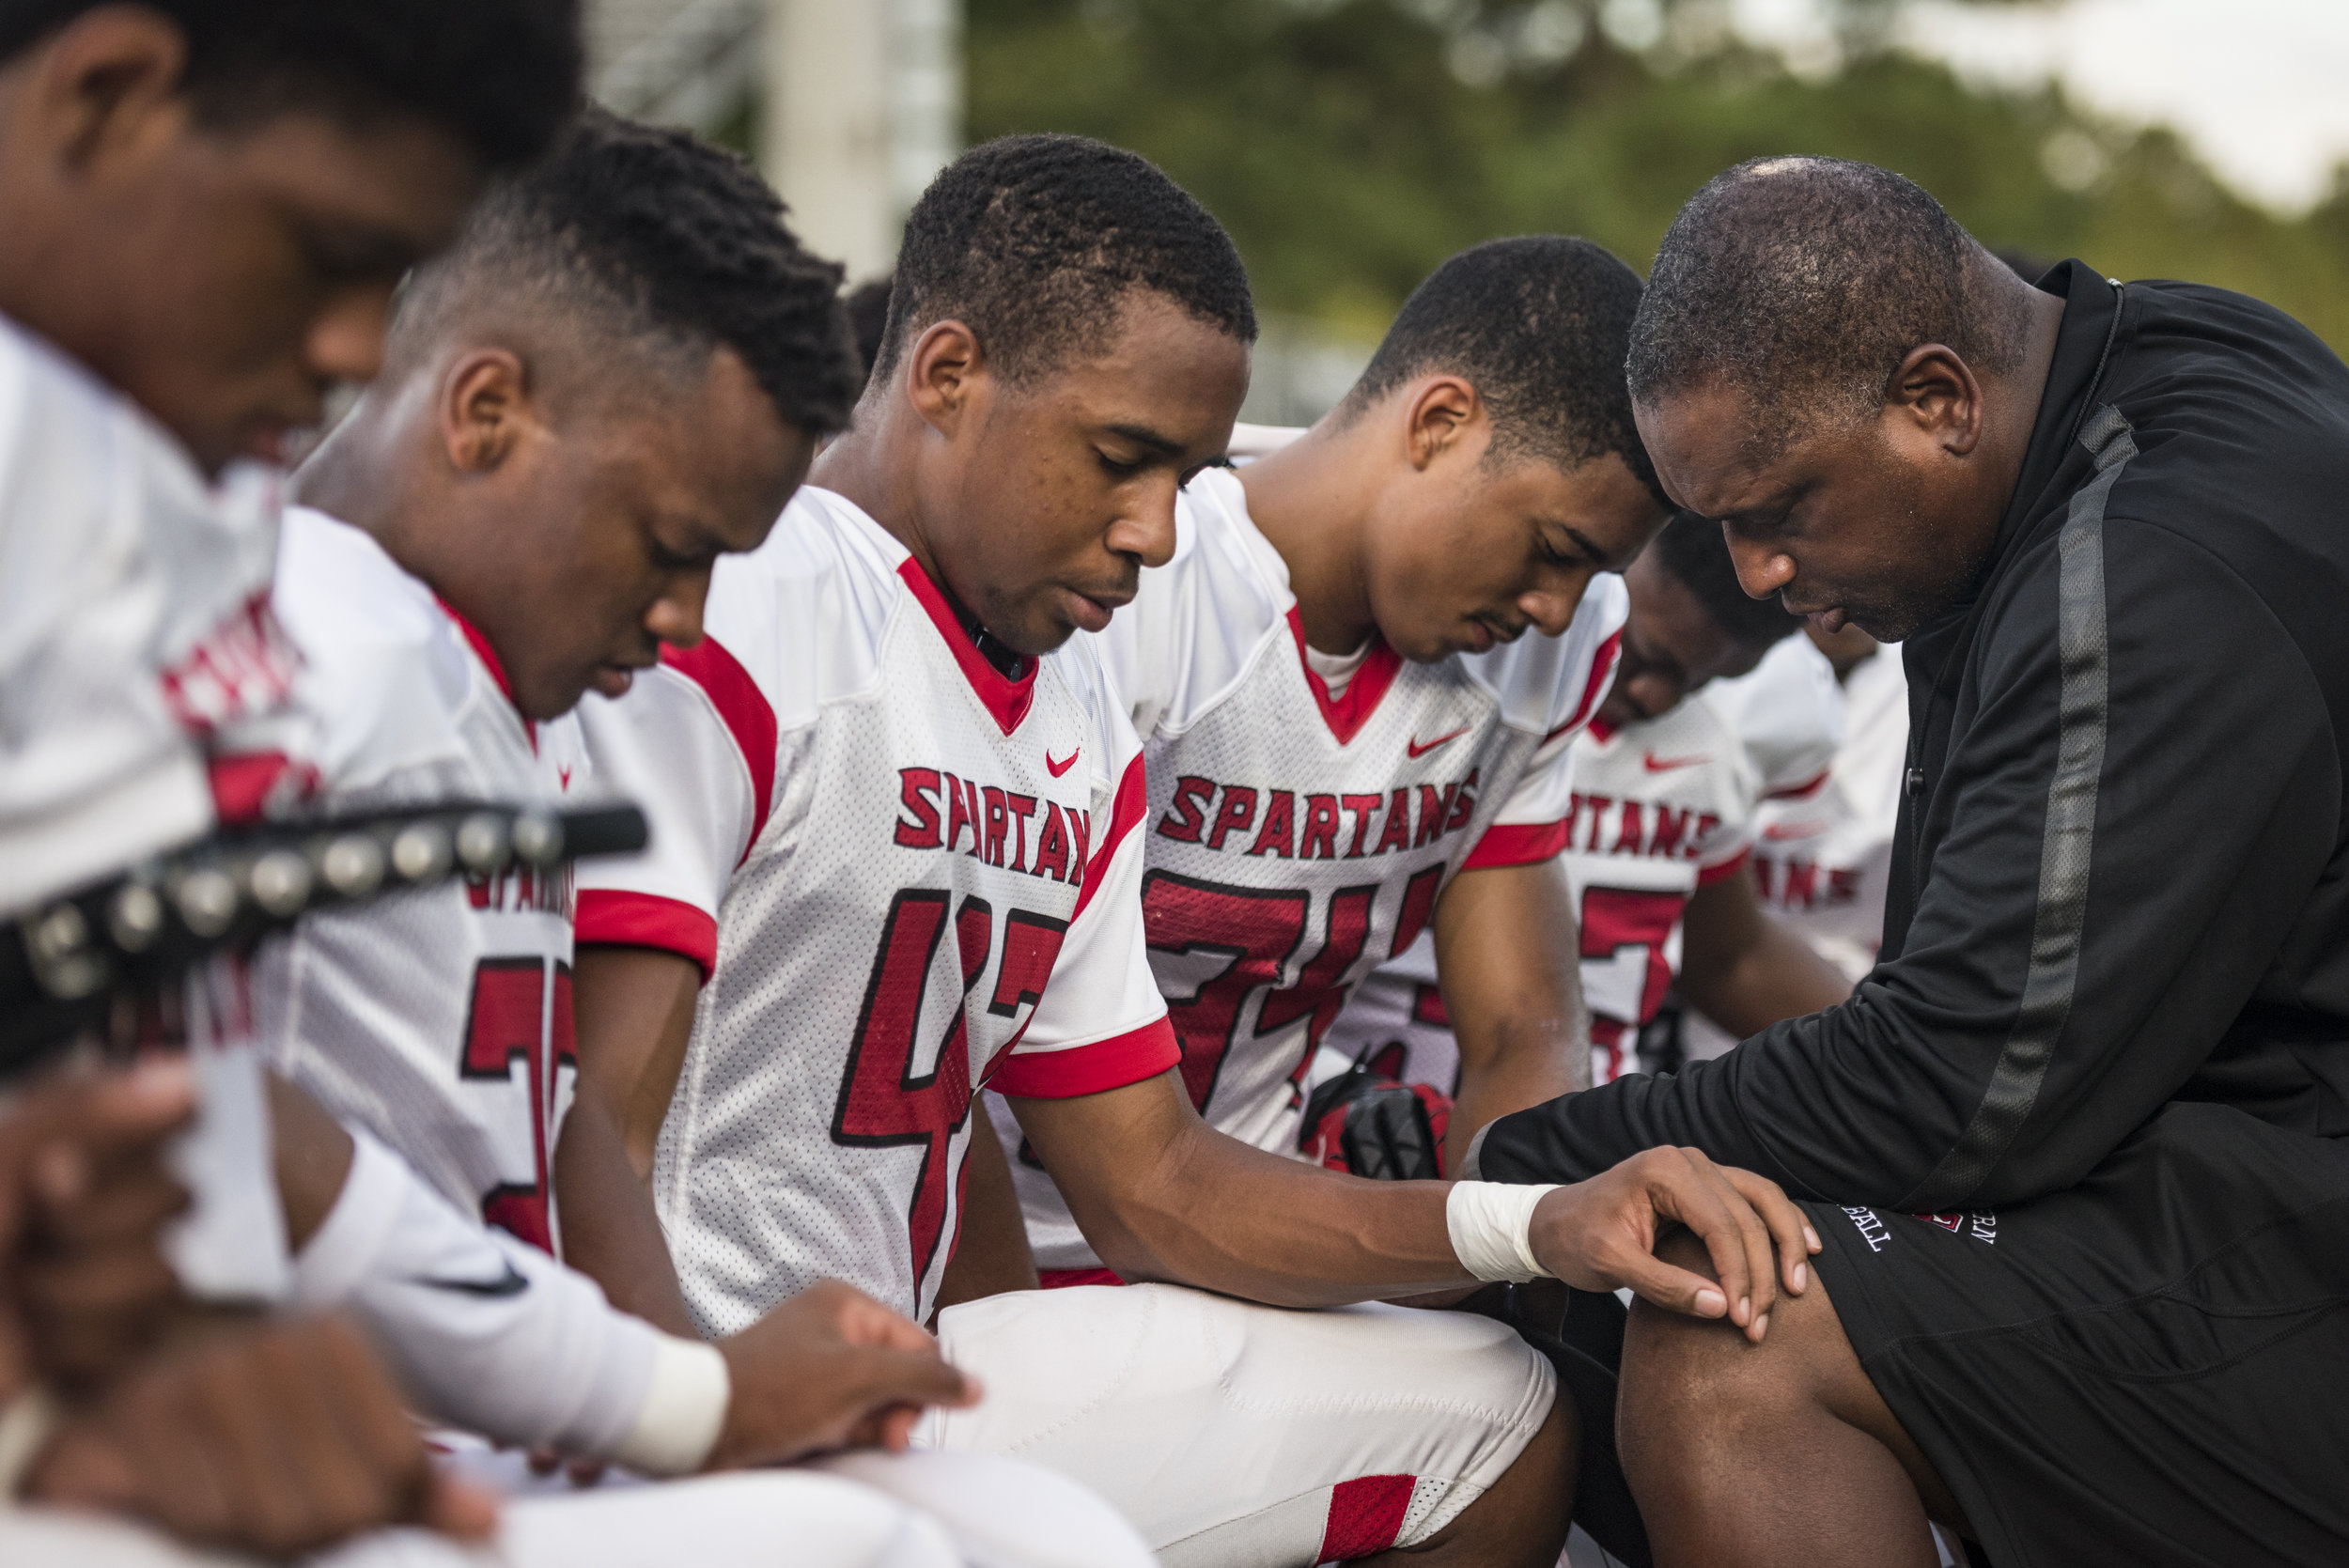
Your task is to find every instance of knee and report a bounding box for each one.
[1618,1239,1821,1468]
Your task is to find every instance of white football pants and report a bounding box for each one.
[0,1450,1152,1568]
[923,1282,1559,1567]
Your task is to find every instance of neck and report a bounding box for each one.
[1238,413,1382,655]
[810,389,946,586]
[292,398,449,598]
[1979,283,2070,522]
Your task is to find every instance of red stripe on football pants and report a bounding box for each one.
[1320,1473,1417,1560]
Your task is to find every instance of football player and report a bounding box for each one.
[260,109,1146,1566]
[564,134,1814,1568]
[0,0,578,1558]
[1009,237,1653,1257]
[1333,511,1852,1100]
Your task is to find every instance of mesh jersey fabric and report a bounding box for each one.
[1330,630,1842,1093]
[574,485,1174,1328]
[257,506,589,1250]
[992,466,1624,1270]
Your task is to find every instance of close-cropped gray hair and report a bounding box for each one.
[1627,156,2027,453]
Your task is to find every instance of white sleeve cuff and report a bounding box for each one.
[610,1335,730,1477]
[1446,1181,1563,1283]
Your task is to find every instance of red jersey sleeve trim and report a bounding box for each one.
[1766,768,1832,801]
[576,890,717,981]
[1069,752,1149,924]
[987,1016,1179,1099]
[1697,847,1752,888]
[1462,818,1572,871]
[658,637,777,867]
[896,558,1037,735]
[1284,607,1402,745]
[1546,629,1622,744]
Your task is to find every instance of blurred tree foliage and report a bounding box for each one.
[966,0,2349,352]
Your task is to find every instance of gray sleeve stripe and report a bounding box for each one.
[1904,402,2138,1209]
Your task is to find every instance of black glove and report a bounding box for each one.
[1299,1066,1451,1181]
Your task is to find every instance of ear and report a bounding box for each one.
[31,8,191,174]
[437,349,533,474]
[903,319,987,437]
[1403,376,1484,471]
[1884,345,1985,458]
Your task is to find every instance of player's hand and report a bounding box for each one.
[708,1278,981,1470]
[0,1058,196,1396]
[1526,1146,1821,1344]
[23,1312,498,1555]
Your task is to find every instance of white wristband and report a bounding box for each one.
[610,1335,730,1477]
[1446,1181,1563,1283]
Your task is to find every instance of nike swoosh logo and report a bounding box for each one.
[1046,749,1080,778]
[1642,753,1709,772]
[1761,821,1826,842]
[409,1262,530,1298]
[1407,728,1470,759]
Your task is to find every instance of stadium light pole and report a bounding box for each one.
[762,0,962,283]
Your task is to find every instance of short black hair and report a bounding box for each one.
[397,107,860,436]
[1341,236,1660,502]
[877,133,1256,385]
[1649,510,1797,650]
[844,274,894,396]
[1627,157,2027,452]
[0,1,581,170]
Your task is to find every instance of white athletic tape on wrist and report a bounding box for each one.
[1446,1181,1563,1283]
[612,1335,730,1477]
[0,1386,60,1499]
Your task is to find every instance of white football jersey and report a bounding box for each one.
[1745,639,1907,981]
[1331,630,1840,1091]
[575,486,1174,1329]
[0,312,308,912]
[992,468,1622,1267]
[256,507,588,1252]
[0,311,313,1302]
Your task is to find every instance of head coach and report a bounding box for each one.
[1466,155,2349,1568]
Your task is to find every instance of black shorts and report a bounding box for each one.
[1806,1102,2349,1567]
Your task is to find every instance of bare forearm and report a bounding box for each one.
[551,1097,696,1337]
[1431,858,1590,1172]
[1448,1019,1581,1175]
[1684,915,1851,1039]
[929,1103,1036,1314]
[564,945,705,1336]
[267,1072,354,1252]
[1064,1117,1468,1307]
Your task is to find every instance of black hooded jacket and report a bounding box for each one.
[1479,260,2349,1212]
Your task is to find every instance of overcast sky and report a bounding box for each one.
[1727,0,2349,212]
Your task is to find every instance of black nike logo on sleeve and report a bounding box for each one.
[409,1260,531,1298]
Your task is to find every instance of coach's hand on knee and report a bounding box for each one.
[1528,1147,1821,1344]
[23,1312,498,1555]
[708,1278,981,1470]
